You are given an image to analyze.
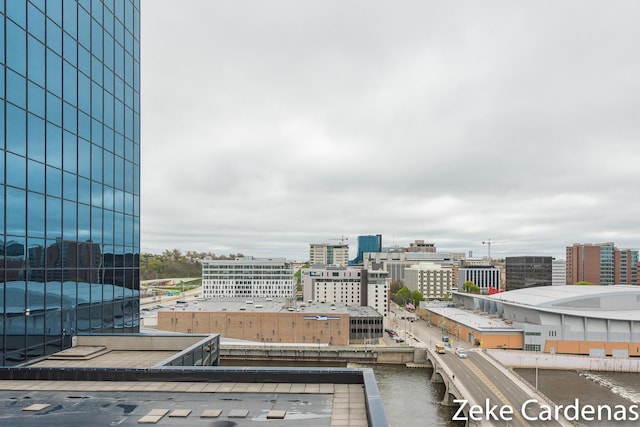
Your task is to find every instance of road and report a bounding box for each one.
[388,303,567,426]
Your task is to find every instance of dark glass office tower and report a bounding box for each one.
[1,1,140,366]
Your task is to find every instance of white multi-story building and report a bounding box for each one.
[201,257,295,299]
[552,259,567,286]
[309,244,349,266]
[301,265,389,316]
[457,266,501,294]
[404,263,454,300]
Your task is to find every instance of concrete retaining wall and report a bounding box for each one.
[487,349,640,372]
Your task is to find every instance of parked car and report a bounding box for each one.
[394,336,405,343]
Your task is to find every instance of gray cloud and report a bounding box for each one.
[141,0,640,260]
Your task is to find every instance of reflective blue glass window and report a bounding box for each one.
[102,210,113,245]
[134,8,140,40]
[28,81,46,118]
[114,155,124,189]
[104,35,114,70]
[78,111,90,140]
[0,188,3,227]
[78,177,91,205]
[125,27,133,55]
[6,104,27,156]
[125,214,133,246]
[104,6,114,36]
[46,49,63,97]
[27,160,45,194]
[113,188,123,212]
[133,164,140,194]
[78,6,90,49]
[46,18,62,55]
[46,91,62,126]
[46,166,62,198]
[92,0,103,24]
[124,192,133,214]
[103,91,114,127]
[0,19,3,68]
[91,145,103,181]
[46,123,62,168]
[63,200,77,240]
[6,152,27,188]
[92,119,103,147]
[92,20,103,59]
[46,0,62,26]
[79,0,91,14]
[125,108,133,139]
[114,212,124,245]
[27,113,46,163]
[92,56,103,85]
[78,72,91,113]
[63,102,78,134]
[6,20,27,75]
[6,1,27,29]
[45,196,62,238]
[124,160,133,193]
[91,206,102,241]
[78,203,90,241]
[28,192,45,237]
[27,36,46,86]
[92,181,103,207]
[78,138,91,178]
[114,19,124,47]
[103,185,113,210]
[27,2,46,42]
[104,127,114,153]
[0,102,3,151]
[6,187,27,236]
[104,152,114,186]
[6,69,27,108]
[92,82,103,120]
[114,99,124,131]
[63,171,77,201]
[78,45,91,77]
[63,61,77,105]
[133,113,140,144]
[63,0,77,38]
[125,82,133,110]
[114,44,123,80]
[30,0,46,13]
[63,131,77,173]
[63,32,77,65]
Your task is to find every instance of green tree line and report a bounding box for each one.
[140,249,244,280]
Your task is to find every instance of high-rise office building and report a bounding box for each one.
[505,256,553,290]
[566,242,638,285]
[309,243,349,266]
[350,234,382,265]
[1,1,141,365]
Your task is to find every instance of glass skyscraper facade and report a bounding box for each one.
[1,0,140,366]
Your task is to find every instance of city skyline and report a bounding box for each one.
[140,1,640,263]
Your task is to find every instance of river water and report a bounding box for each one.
[222,359,640,427]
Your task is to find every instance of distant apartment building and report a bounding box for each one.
[201,257,295,299]
[505,256,553,291]
[309,244,349,266]
[404,240,436,253]
[552,259,567,286]
[566,242,638,285]
[301,265,389,317]
[457,266,501,294]
[363,251,459,283]
[349,234,382,265]
[404,263,453,300]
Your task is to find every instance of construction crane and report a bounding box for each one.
[330,236,349,245]
[482,239,506,260]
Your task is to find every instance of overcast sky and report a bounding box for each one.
[139,1,640,262]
